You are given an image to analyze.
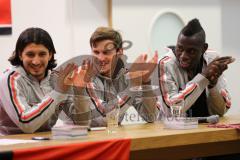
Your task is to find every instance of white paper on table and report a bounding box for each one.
[0,139,39,145]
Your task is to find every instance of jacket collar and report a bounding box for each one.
[96,58,127,81]
[15,66,51,84]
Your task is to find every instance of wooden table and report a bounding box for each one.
[1,115,240,160]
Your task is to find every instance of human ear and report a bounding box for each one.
[19,53,23,61]
[117,48,123,56]
[48,52,53,61]
[203,43,208,53]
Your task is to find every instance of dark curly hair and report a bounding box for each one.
[8,27,57,70]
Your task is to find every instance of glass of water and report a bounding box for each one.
[106,104,120,133]
[170,97,185,117]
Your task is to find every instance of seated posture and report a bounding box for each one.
[0,28,84,135]
[159,19,233,117]
[81,27,159,127]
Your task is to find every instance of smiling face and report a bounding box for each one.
[19,43,52,81]
[175,34,207,72]
[91,40,121,78]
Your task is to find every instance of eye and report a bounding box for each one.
[25,52,35,58]
[39,52,47,57]
[188,49,197,55]
[176,46,184,52]
[92,50,99,55]
[103,50,114,55]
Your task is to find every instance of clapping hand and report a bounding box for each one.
[57,63,78,93]
[128,51,158,86]
[202,56,235,88]
[71,59,96,88]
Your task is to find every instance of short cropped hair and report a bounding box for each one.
[90,27,122,50]
[180,18,206,44]
[8,27,57,70]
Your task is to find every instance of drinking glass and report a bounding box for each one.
[106,104,120,133]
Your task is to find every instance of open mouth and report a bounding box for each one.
[180,61,190,68]
[31,66,42,72]
[97,64,107,72]
[98,62,109,68]
[99,64,106,69]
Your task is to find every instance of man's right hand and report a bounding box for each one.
[58,63,78,93]
[128,51,158,87]
[202,56,235,88]
[72,59,96,88]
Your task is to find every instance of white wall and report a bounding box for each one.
[221,0,240,114]
[0,0,108,70]
[70,0,108,55]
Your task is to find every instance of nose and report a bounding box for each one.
[32,56,41,65]
[180,51,189,61]
[96,52,105,62]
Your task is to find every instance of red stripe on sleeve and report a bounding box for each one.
[10,72,54,121]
